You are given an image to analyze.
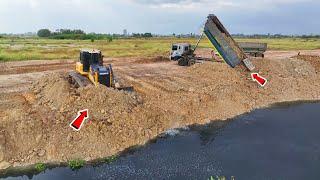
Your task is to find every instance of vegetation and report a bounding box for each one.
[68,159,85,170]
[37,29,51,37]
[36,28,114,40]
[132,33,153,38]
[208,176,233,180]
[103,155,118,164]
[0,37,320,62]
[34,163,46,172]
[233,33,320,39]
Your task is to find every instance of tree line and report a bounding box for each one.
[37,29,113,41]
[232,33,320,39]
[37,29,154,40]
[131,33,153,38]
[12,29,320,40]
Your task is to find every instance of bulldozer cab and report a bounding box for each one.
[80,49,103,72]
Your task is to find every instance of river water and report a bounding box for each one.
[3,102,320,180]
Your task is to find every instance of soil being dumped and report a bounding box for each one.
[1,54,320,172]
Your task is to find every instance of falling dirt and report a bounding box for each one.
[1,49,320,171]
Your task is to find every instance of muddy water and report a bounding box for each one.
[3,102,320,180]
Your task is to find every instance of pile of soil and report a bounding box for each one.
[31,73,142,123]
[1,55,320,171]
[294,55,320,73]
[0,73,150,168]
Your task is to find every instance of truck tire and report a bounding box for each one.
[188,59,196,66]
[178,57,188,66]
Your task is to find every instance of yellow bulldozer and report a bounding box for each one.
[69,49,131,91]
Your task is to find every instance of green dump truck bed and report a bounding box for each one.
[204,14,254,70]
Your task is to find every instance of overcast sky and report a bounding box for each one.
[0,0,319,35]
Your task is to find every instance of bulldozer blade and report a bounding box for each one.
[68,71,91,88]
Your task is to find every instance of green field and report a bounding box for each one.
[0,37,320,61]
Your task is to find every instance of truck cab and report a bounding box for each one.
[170,43,192,60]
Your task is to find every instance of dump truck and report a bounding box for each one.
[172,14,255,71]
[238,42,267,58]
[69,49,132,91]
[170,43,220,65]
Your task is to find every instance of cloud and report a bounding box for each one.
[126,0,236,10]
[127,0,315,12]
[0,0,319,34]
[132,0,199,4]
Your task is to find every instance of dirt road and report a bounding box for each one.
[1,49,320,171]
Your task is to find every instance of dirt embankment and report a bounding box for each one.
[1,54,320,171]
[294,55,320,73]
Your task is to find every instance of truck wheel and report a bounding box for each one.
[178,58,188,66]
[188,59,196,66]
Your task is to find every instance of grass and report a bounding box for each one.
[68,159,85,170]
[34,163,46,172]
[0,37,320,62]
[208,176,234,180]
[235,38,320,50]
[103,155,118,164]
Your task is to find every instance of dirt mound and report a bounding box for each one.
[32,73,71,108]
[185,62,249,95]
[2,54,320,171]
[294,55,320,73]
[31,73,142,123]
[134,56,170,64]
[187,61,244,79]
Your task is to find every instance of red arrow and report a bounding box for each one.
[70,109,89,131]
[251,73,267,87]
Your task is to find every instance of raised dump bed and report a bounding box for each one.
[238,42,268,58]
[204,14,254,70]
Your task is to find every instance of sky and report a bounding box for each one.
[0,0,319,35]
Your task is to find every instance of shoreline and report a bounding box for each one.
[1,99,320,177]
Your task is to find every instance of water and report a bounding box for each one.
[3,102,320,180]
